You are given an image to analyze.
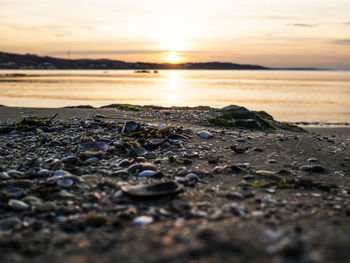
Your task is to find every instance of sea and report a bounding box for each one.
[0,69,349,123]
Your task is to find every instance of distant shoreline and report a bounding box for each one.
[0,51,328,71]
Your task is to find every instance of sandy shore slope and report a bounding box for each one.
[0,106,349,263]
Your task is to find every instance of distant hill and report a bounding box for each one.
[0,51,319,70]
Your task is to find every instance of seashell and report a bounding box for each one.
[121,181,183,197]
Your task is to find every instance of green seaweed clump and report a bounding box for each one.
[100,104,143,111]
[208,105,306,132]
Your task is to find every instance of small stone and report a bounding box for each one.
[34,201,57,212]
[133,216,153,226]
[0,217,21,230]
[83,214,107,227]
[299,165,325,173]
[141,163,157,171]
[267,159,278,164]
[252,147,264,152]
[230,145,249,154]
[234,138,246,143]
[122,121,139,133]
[8,199,29,210]
[112,169,129,177]
[81,141,108,151]
[198,131,213,139]
[54,170,71,176]
[138,170,157,178]
[94,114,106,119]
[256,170,283,181]
[0,172,10,180]
[307,158,318,163]
[163,151,177,157]
[36,169,51,177]
[226,192,245,200]
[57,178,74,187]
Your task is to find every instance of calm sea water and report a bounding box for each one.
[0,70,349,122]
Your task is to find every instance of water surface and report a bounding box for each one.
[0,70,349,122]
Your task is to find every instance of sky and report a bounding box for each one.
[0,0,350,69]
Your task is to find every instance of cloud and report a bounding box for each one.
[6,23,96,38]
[329,39,350,45]
[263,16,299,20]
[287,23,317,27]
[49,50,202,56]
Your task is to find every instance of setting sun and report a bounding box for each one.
[165,52,180,63]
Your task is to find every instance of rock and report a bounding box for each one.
[226,192,245,200]
[94,114,106,119]
[267,159,278,164]
[307,158,318,163]
[138,170,157,178]
[57,178,74,187]
[252,147,264,152]
[230,145,250,154]
[158,126,172,134]
[121,181,183,197]
[234,138,246,143]
[82,214,107,227]
[54,170,71,176]
[198,131,213,139]
[256,170,284,182]
[133,216,153,226]
[112,169,129,177]
[0,217,21,230]
[0,172,10,179]
[81,141,108,151]
[8,199,29,210]
[141,163,157,171]
[34,201,57,212]
[299,165,325,173]
[122,121,139,133]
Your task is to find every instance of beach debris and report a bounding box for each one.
[121,181,183,197]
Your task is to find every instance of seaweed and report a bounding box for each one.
[100,104,143,111]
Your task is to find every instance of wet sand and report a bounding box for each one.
[0,106,349,263]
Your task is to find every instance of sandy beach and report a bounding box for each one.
[0,105,349,263]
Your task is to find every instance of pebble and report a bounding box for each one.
[0,172,10,179]
[8,199,29,210]
[57,178,74,187]
[267,159,278,164]
[198,131,213,139]
[122,121,139,133]
[54,170,71,176]
[138,170,157,178]
[133,216,153,226]
[299,165,325,173]
[307,158,318,163]
[252,147,264,152]
[0,217,21,230]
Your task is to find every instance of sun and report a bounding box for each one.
[165,52,180,63]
